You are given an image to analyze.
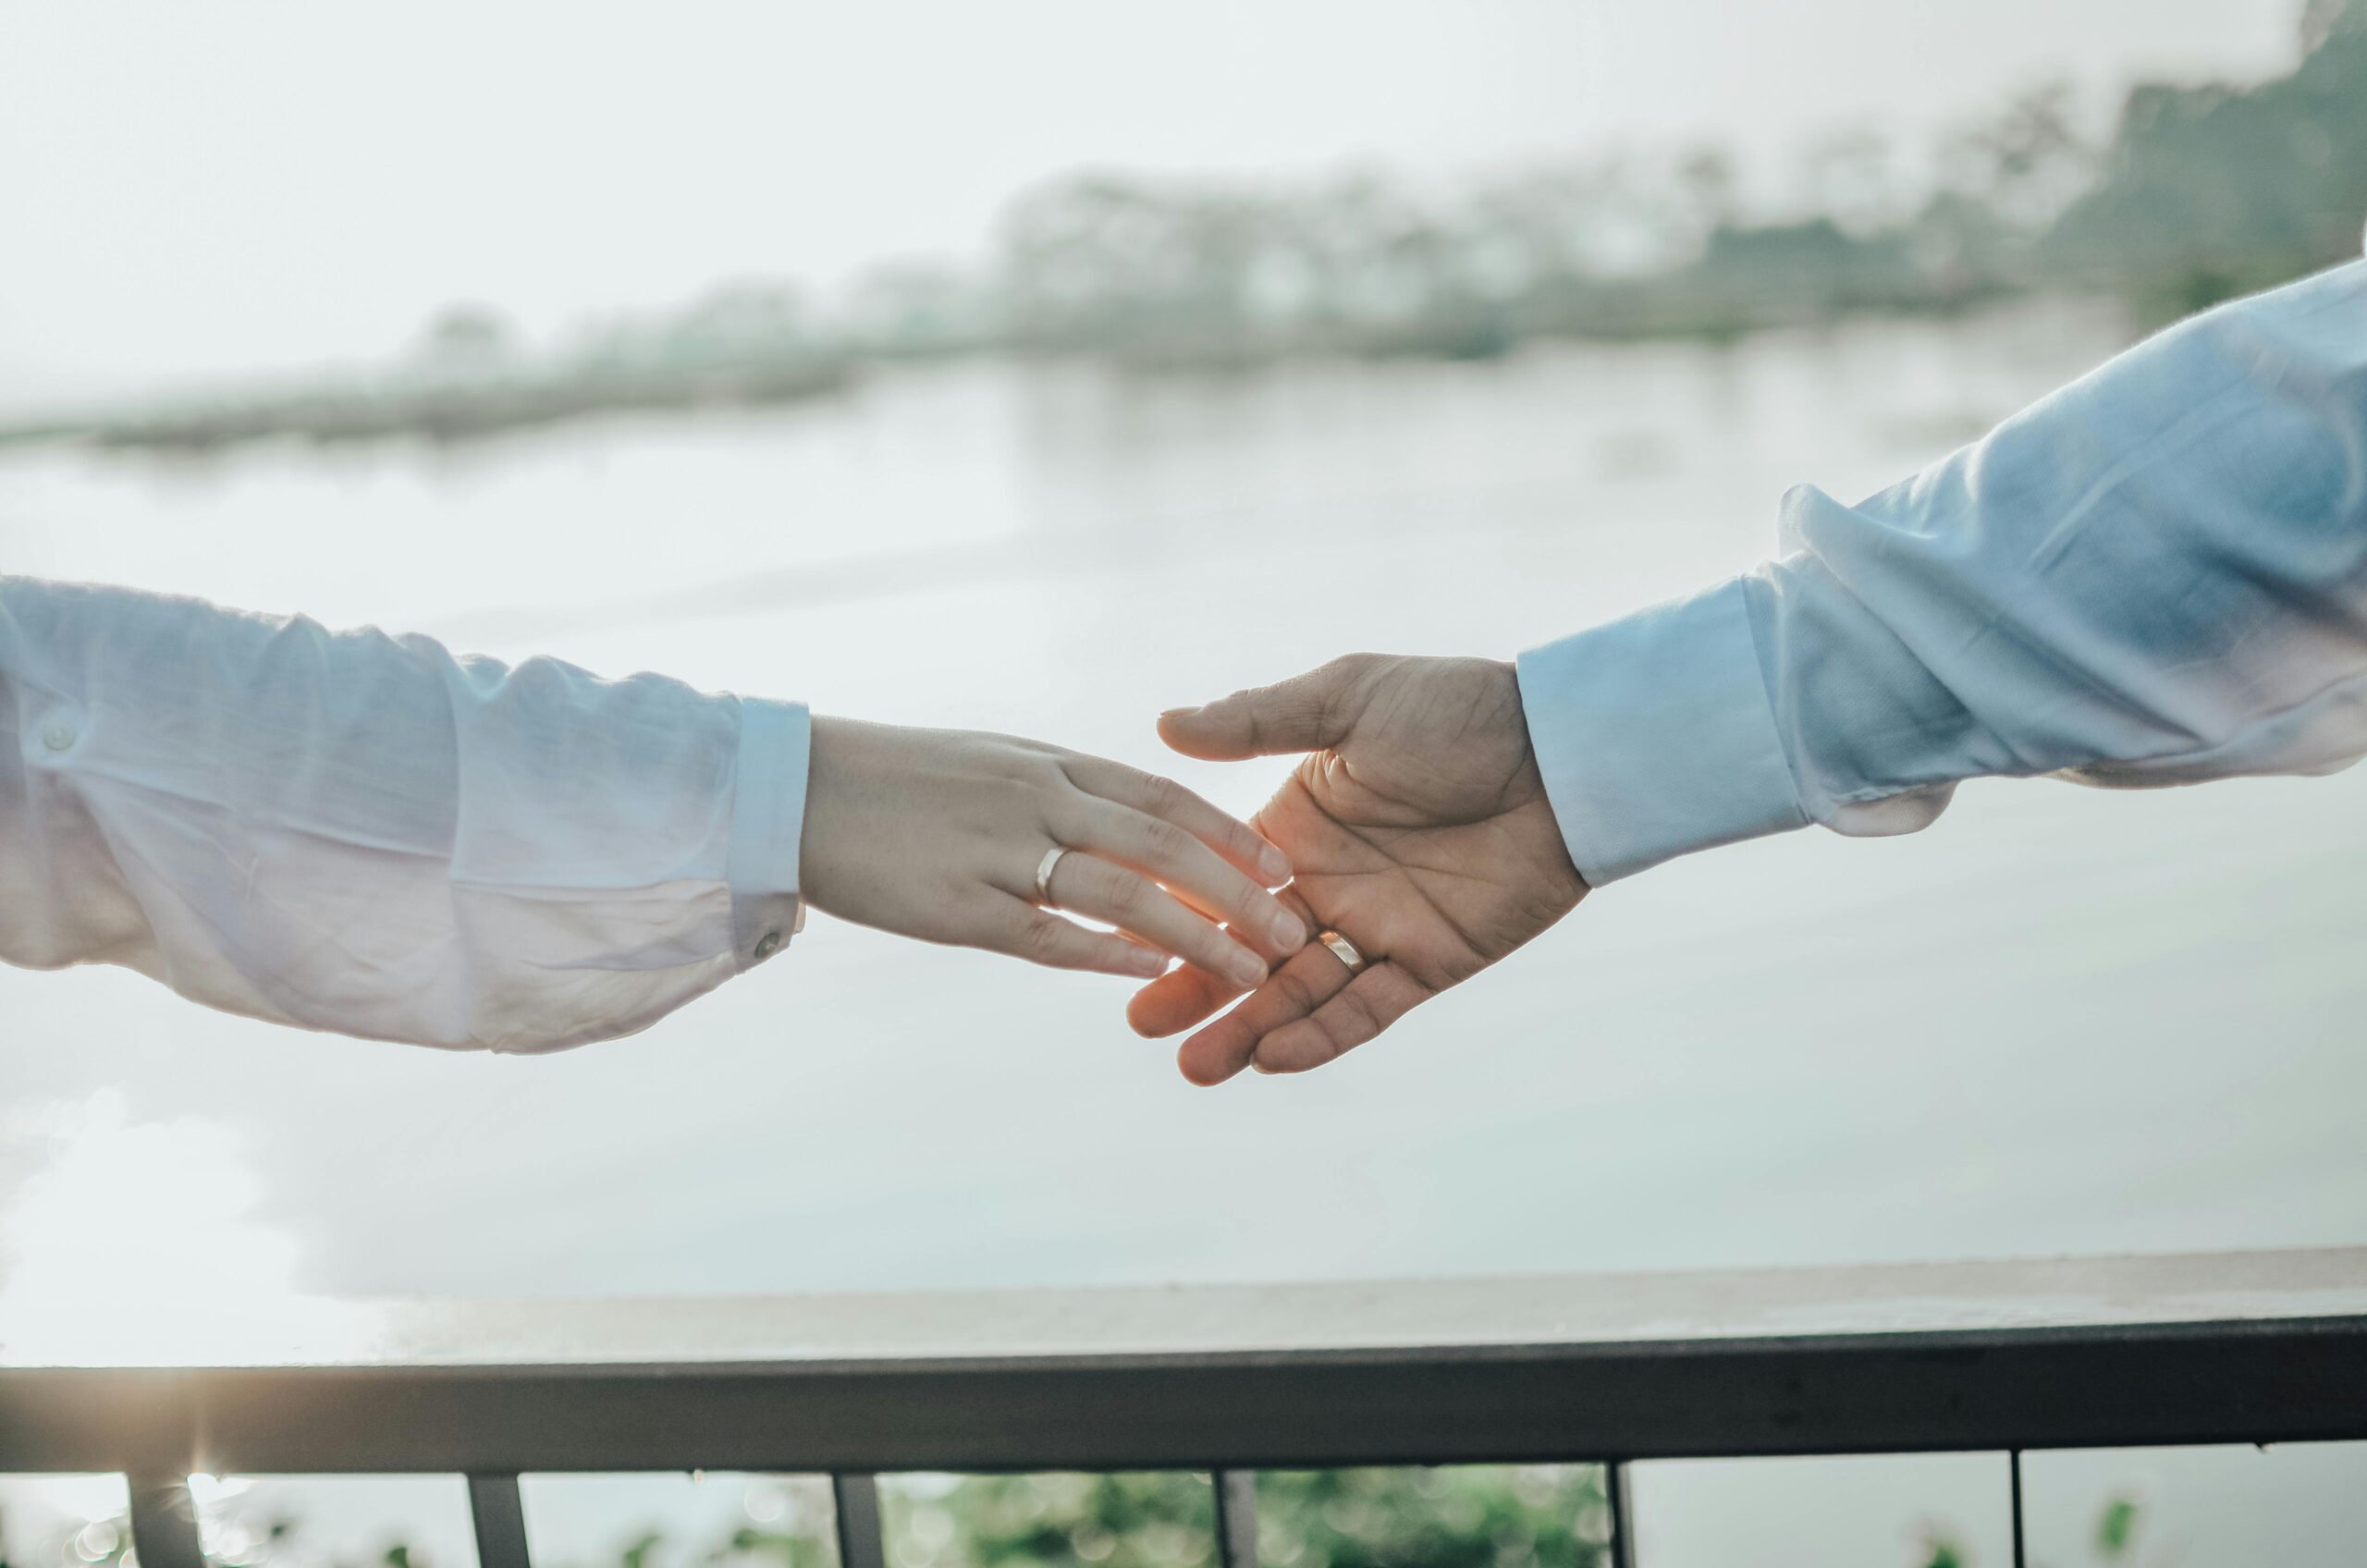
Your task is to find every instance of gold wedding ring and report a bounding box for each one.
[1317,929,1367,975]
[1034,846,1070,907]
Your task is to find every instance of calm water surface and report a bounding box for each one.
[3,304,2363,1562]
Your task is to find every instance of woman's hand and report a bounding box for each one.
[799,717,1308,983]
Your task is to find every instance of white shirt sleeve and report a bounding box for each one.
[0,577,808,1052]
[1516,256,2367,887]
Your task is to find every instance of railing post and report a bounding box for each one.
[2008,1450,2028,1568]
[468,1474,533,1568]
[126,1475,206,1568]
[832,1474,887,1568]
[1212,1469,1258,1568]
[1603,1462,1638,1568]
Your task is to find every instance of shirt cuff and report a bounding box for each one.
[729,696,811,970]
[1515,576,1809,886]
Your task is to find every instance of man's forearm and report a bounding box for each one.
[1519,257,2367,883]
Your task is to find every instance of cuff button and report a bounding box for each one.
[753,930,783,962]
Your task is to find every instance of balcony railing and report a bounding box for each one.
[3,1247,2363,1568]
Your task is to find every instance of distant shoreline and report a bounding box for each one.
[0,277,2146,459]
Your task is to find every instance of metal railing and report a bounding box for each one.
[5,1247,2364,1568]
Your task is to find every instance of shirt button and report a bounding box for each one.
[753,930,783,962]
[41,720,77,753]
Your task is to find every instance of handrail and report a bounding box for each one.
[3,1248,2363,1568]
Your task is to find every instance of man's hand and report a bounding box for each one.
[1129,655,1587,1084]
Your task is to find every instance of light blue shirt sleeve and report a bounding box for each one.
[0,578,808,1051]
[1518,256,2367,887]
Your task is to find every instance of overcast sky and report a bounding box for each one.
[0,0,2308,398]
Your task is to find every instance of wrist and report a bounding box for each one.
[1515,578,1807,885]
[798,714,862,920]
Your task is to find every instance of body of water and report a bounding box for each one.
[3,301,2363,1564]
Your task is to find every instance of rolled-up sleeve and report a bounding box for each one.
[0,577,807,1052]
[1519,257,2367,885]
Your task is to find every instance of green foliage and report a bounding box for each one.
[2095,1491,2144,1559]
[718,1524,835,1568]
[2045,0,2367,323]
[872,1466,1612,1568]
[1917,1530,1968,1568]
[986,8,2367,361]
[883,1472,1214,1568]
[619,1532,666,1568]
[1250,1467,1611,1568]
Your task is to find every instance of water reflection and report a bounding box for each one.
[0,305,2362,1317]
[0,1092,362,1366]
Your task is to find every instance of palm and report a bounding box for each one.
[1259,661,1577,995]
[1132,655,1586,1084]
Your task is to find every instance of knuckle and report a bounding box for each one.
[1105,876,1148,919]
[1040,797,1083,844]
[1228,876,1272,920]
[1141,818,1196,863]
[1194,921,1244,959]
[1331,990,1380,1040]
[1276,967,1324,1014]
[1024,761,1070,803]
[1016,915,1071,964]
[1139,772,1185,815]
[1002,752,1061,791]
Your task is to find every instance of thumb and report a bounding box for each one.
[1159,656,1372,761]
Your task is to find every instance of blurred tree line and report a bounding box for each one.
[862,0,2366,363]
[12,1,2360,450]
[376,0,2366,387]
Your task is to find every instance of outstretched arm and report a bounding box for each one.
[0,578,1300,1053]
[1138,257,2367,1084]
[1526,257,2367,886]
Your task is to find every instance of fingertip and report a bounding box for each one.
[1250,1030,1308,1077]
[1156,704,1241,762]
[1257,841,1293,884]
[1177,1023,1254,1086]
[1178,1045,1244,1087]
[1155,708,1199,750]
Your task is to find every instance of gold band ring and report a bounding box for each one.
[1316,929,1367,975]
[1034,847,1070,907]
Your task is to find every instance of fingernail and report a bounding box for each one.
[1160,705,1200,721]
[1270,910,1306,950]
[1132,950,1168,977]
[1258,843,1292,883]
[1250,1058,1276,1075]
[1229,949,1268,987]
